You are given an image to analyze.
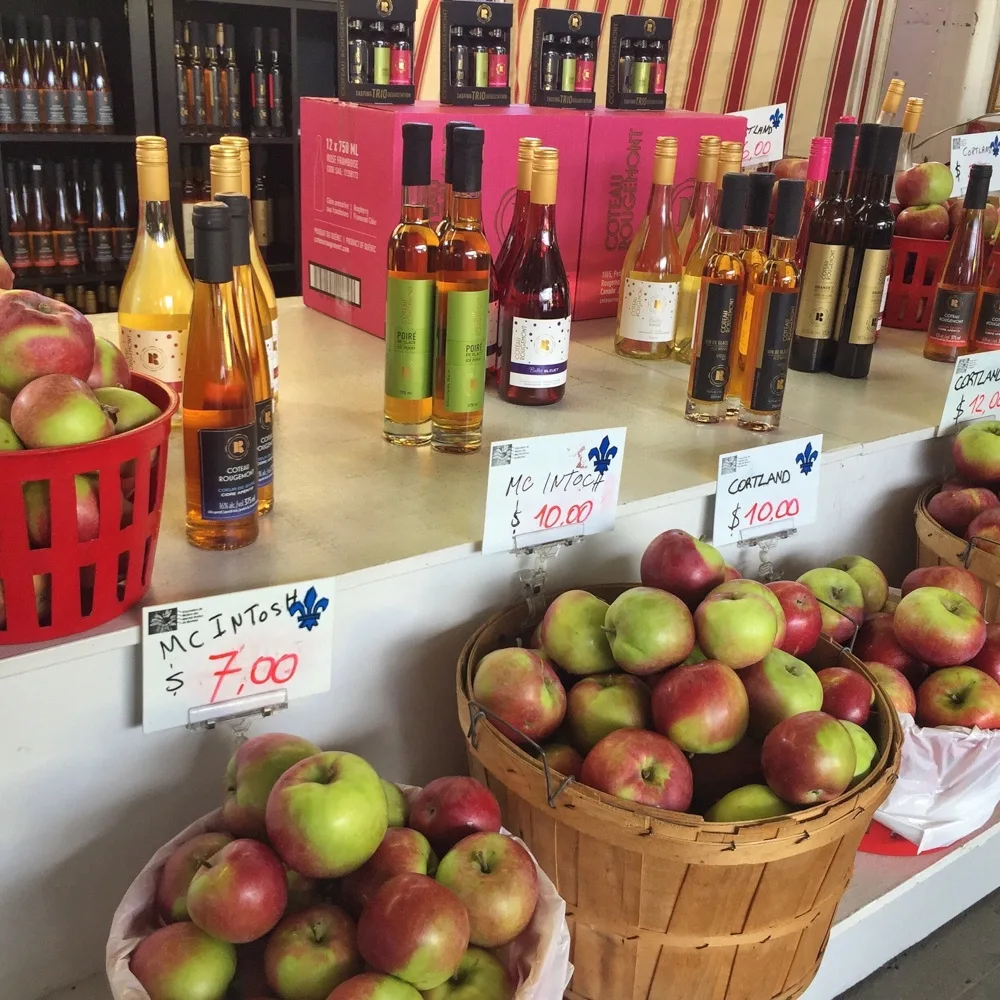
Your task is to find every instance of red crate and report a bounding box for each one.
[884,235,950,331]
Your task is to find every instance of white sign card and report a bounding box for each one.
[142,578,336,733]
[482,428,627,555]
[712,435,824,547]
[950,131,1000,198]
[938,353,1000,435]
[728,103,787,168]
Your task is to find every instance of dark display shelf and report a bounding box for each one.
[177,134,296,145]
[0,133,140,145]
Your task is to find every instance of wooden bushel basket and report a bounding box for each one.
[456,584,903,1000]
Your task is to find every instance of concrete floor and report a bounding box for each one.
[837,890,1000,1000]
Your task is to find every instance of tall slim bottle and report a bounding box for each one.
[433,126,489,453]
[384,123,438,446]
[685,173,750,423]
[39,16,67,132]
[52,162,79,274]
[739,179,805,431]
[791,122,857,372]
[973,223,1000,352]
[6,163,30,275]
[64,19,88,132]
[251,27,268,136]
[203,22,221,133]
[216,193,275,515]
[678,136,721,264]
[925,163,991,361]
[119,137,194,411]
[832,126,903,379]
[846,123,879,219]
[87,19,113,132]
[796,136,831,267]
[174,21,189,131]
[27,164,55,273]
[182,202,258,551]
[499,147,571,405]
[0,34,16,132]
[268,29,285,136]
[436,121,473,239]
[90,161,114,272]
[614,136,682,360]
[893,97,923,201]
[13,16,40,131]
[187,22,206,134]
[112,162,135,266]
[69,157,89,267]
[874,78,904,125]
[222,25,241,130]
[495,137,542,294]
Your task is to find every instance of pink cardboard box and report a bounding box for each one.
[301,99,592,338]
[576,108,747,320]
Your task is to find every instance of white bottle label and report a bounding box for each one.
[266,317,279,396]
[487,299,499,371]
[619,277,679,343]
[509,316,571,389]
[875,275,890,334]
[121,324,187,395]
[182,203,195,261]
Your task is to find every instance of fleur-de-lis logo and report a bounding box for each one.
[286,586,330,632]
[991,136,1000,157]
[796,441,818,476]
[588,435,618,474]
[770,107,784,129]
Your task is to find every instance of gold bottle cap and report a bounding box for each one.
[210,143,243,198]
[135,136,170,202]
[220,135,251,196]
[530,147,559,205]
[84,290,98,313]
[716,140,744,187]
[696,135,721,182]
[901,96,924,134]
[517,137,542,192]
[882,78,905,114]
[653,136,677,186]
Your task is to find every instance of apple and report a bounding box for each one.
[436,832,538,947]
[539,589,615,675]
[265,751,389,879]
[285,868,321,913]
[827,556,888,617]
[767,581,823,657]
[797,568,865,644]
[579,728,693,812]
[356,873,470,991]
[650,659,749,753]
[842,721,877,783]
[953,420,1000,485]
[866,661,917,715]
[761,712,856,806]
[893,587,986,667]
[422,947,514,1000]
[155,831,233,922]
[901,565,983,609]
[894,203,950,239]
[966,506,1000,555]
[471,647,566,745]
[221,732,321,839]
[854,612,926,680]
[949,199,999,241]
[264,903,360,1000]
[927,487,999,536]
[0,251,12,290]
[341,827,438,914]
[970,623,1000,685]
[130,922,237,1000]
[689,737,762,813]
[694,590,778,669]
[540,742,583,778]
[740,649,824,738]
[408,777,501,856]
[705,784,790,822]
[894,160,954,208]
[942,476,973,492]
[917,666,1000,729]
[817,667,874,725]
[710,579,787,649]
[639,529,727,608]
[773,157,808,180]
[187,839,287,944]
[567,672,651,754]
[603,586,696,674]
[382,780,408,828]
[327,973,423,1000]
[723,564,742,581]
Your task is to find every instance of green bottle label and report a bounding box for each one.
[373,46,391,84]
[444,288,488,413]
[474,50,489,87]
[631,61,651,94]
[385,275,435,400]
[560,55,577,91]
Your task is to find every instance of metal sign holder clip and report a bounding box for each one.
[514,535,585,621]
[186,689,290,743]
[736,526,797,582]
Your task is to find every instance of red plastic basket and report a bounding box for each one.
[0,373,178,645]
[884,235,949,331]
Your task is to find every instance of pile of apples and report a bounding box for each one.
[893,161,999,242]
[130,734,536,1000]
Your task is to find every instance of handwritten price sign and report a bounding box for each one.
[712,435,823,547]
[141,578,336,733]
[482,428,627,555]
[938,354,1000,435]
[950,131,1000,198]
[727,103,786,168]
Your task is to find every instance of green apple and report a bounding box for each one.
[422,947,515,1000]
[693,590,778,669]
[567,673,651,754]
[709,580,787,649]
[842,721,877,784]
[740,649,824,738]
[828,556,888,617]
[604,586,696,675]
[797,568,865,644]
[130,922,237,1000]
[382,780,408,827]
[705,784,791,822]
[540,590,616,675]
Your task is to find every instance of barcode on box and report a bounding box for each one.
[309,262,361,307]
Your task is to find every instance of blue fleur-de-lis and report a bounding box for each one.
[588,435,618,474]
[769,107,784,129]
[286,586,330,631]
[991,136,1000,157]
[795,441,818,476]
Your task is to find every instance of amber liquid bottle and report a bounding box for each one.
[203,22,221,133]
[926,163,991,361]
[174,21,189,131]
[678,136,721,265]
[384,123,438,446]
[436,120,473,239]
[432,126,489,453]
[6,163,30,275]
[795,136,830,267]
[39,16,67,132]
[685,172,750,423]
[87,19,114,132]
[90,160,114,272]
[222,25,241,130]
[973,239,1000,352]
[0,34,16,131]
[791,122,858,373]
[846,123,879,220]
[495,137,542,295]
[183,201,258,550]
[14,15,40,131]
[739,179,805,431]
[614,136,682,360]
[52,162,79,274]
[27,163,55,273]
[875,78,905,125]
[187,21,207,134]
[64,18,88,132]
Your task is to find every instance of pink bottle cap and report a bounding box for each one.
[837,115,857,124]
[807,136,832,181]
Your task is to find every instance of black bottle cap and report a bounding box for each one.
[402,123,433,187]
[174,20,183,43]
[965,164,993,211]
[225,24,235,49]
[772,178,806,238]
[873,125,903,175]
[444,120,474,185]
[41,16,52,37]
[717,172,750,231]
[830,122,858,172]
[15,15,26,37]
[270,27,280,50]
[67,18,78,42]
[854,123,879,171]
[89,18,102,44]
[193,202,235,284]
[216,193,252,268]
[746,172,776,228]
[254,26,264,48]
[190,21,202,47]
[452,126,485,195]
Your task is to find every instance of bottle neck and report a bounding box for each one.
[768,233,797,262]
[140,200,176,242]
[896,131,915,171]
[820,168,850,203]
[526,200,557,242]
[646,181,671,223]
[401,183,431,225]
[452,190,482,228]
[867,171,893,207]
[742,225,768,252]
[712,228,742,255]
[847,167,871,202]
[691,178,715,211]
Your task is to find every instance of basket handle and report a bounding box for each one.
[812,594,863,653]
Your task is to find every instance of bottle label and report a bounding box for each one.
[689,282,739,402]
[28,232,55,268]
[929,288,978,346]
[115,228,136,264]
[266,318,279,396]
[17,89,41,125]
[620,277,679,344]
[176,67,190,126]
[253,70,268,126]
[270,73,285,127]
[227,70,241,128]
[832,247,854,342]
[487,298,499,369]
[54,231,79,268]
[198,424,258,521]
[90,228,115,265]
[509,315,571,389]
[444,288,488,413]
[43,90,67,125]
[373,47,391,85]
[560,55,577,91]
[121,322,188,394]
[0,89,15,125]
[255,398,275,487]
[749,290,798,413]
[384,275,434,400]
[575,57,595,92]
[631,61,651,95]
[67,90,88,126]
[487,52,507,88]
[253,200,271,247]
[74,222,89,267]
[796,244,847,341]
[975,291,1000,348]
[391,47,412,85]
[845,248,890,345]
[653,60,667,94]
[183,203,195,261]
[541,51,559,91]
[92,90,114,126]
[875,274,890,336]
[474,50,489,88]
[9,232,30,270]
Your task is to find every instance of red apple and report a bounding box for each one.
[893,587,986,667]
[854,612,926,681]
[689,736,762,814]
[130,922,237,1000]
[694,590,779,668]
[817,667,874,725]
[953,420,1000,485]
[773,157,808,180]
[740,649,824,738]
[895,204,950,239]
[540,742,583,778]
[22,474,101,547]
[967,506,1000,555]
[640,529,727,608]
[408,777,501,856]
[796,568,865,644]
[901,566,983,609]
[948,199,999,241]
[0,251,12,290]
[866,661,917,715]
[579,728,693,812]
[942,476,973,492]
[87,335,131,389]
[567,672,651,754]
[723,564,742,581]
[894,160,953,208]
[917,666,1000,729]
[341,827,438,914]
[327,973,422,999]
[155,832,233,923]
[767,581,823,657]
[928,487,999,536]
[761,712,856,806]
[970,623,1000,685]
[650,659,749,753]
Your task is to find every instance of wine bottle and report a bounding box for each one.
[495,137,541,295]
[575,35,595,93]
[651,40,667,95]
[371,22,390,87]
[630,40,651,96]
[203,22,221,133]
[487,28,507,89]
[181,145,197,261]
[216,192,274,515]
[69,158,89,268]
[65,18,88,132]
[53,162,79,274]
[28,163,55,273]
[251,27,268,136]
[875,78,904,125]
[349,20,370,85]
[832,125,903,379]
[87,19,113,132]
[222,25,241,130]
[252,151,271,259]
[618,38,633,94]
[391,23,413,86]
[796,136,831,267]
[436,120,472,239]
[470,27,488,88]
[558,34,576,92]
[6,163,29,274]
[182,201,258,550]
[791,122,857,373]
[738,179,805,431]
[499,147,570,406]
[89,161,114,272]
[187,22,206,134]
[684,172,750,423]
[268,28,284,135]
[0,32,16,131]
[893,97,923,201]
[174,21,189,130]
[450,26,467,87]
[112,162,135,266]
[39,16,67,132]
[926,163,991,361]
[846,123,879,219]
[540,34,559,92]
[384,123,437,446]
[678,136,721,264]
[973,233,1000,352]
[14,16,40,131]
[433,126,489,453]
[119,137,194,409]
[614,136,682,360]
